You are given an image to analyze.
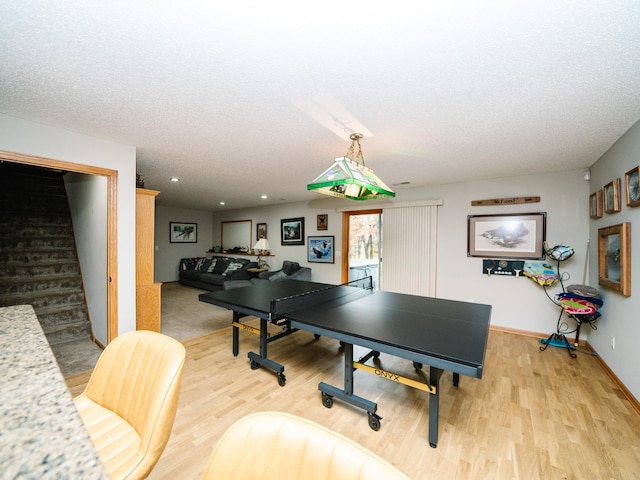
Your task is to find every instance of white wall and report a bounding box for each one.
[0,113,137,337]
[588,118,640,401]
[154,205,215,282]
[412,169,590,337]
[64,173,109,343]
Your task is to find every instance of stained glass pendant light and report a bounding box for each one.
[307,133,395,201]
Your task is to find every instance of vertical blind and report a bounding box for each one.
[381,203,440,296]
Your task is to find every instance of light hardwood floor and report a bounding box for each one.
[66,323,640,480]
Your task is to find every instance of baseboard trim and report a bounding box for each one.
[591,353,640,416]
[489,325,640,416]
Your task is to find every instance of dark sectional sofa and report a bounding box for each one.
[178,256,258,291]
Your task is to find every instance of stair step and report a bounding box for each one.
[48,337,103,377]
[0,225,74,238]
[0,288,86,309]
[0,274,83,296]
[0,260,80,277]
[1,204,71,218]
[0,247,78,263]
[0,236,77,249]
[0,215,72,227]
[43,319,93,346]
[36,303,90,330]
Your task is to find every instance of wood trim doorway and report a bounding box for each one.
[0,149,118,343]
[341,209,383,286]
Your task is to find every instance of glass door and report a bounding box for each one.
[343,210,382,289]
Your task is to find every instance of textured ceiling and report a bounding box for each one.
[1,1,640,211]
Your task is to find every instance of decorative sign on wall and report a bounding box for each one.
[482,259,525,276]
[317,214,328,230]
[471,196,540,206]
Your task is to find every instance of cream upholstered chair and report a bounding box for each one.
[74,330,186,480]
[201,412,410,480]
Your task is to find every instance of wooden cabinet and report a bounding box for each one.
[136,188,161,332]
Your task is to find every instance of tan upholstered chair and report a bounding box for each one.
[74,330,186,480]
[201,412,410,480]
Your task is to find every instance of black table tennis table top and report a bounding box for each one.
[199,280,491,376]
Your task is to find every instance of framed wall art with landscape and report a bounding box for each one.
[170,222,197,243]
[598,222,631,296]
[281,217,305,245]
[625,165,640,207]
[590,190,603,219]
[467,212,546,259]
[256,222,267,240]
[604,178,621,214]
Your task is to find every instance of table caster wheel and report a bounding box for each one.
[321,393,333,408]
[429,442,437,448]
[250,359,260,370]
[314,334,320,339]
[368,413,381,431]
[277,373,286,387]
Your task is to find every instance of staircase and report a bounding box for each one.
[0,162,95,362]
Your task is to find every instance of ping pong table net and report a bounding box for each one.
[270,276,374,318]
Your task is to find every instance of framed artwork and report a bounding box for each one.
[256,222,267,240]
[589,190,603,219]
[170,222,197,243]
[317,214,328,231]
[308,236,334,263]
[598,222,631,296]
[467,212,546,259]
[281,217,305,245]
[625,165,640,207]
[603,178,621,213]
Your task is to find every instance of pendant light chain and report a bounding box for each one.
[345,133,366,167]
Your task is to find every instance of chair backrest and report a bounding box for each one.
[281,260,300,275]
[201,412,410,480]
[83,330,186,476]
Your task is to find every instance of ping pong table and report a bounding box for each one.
[199,279,491,447]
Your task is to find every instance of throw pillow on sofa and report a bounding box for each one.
[195,258,212,271]
[206,259,218,272]
[212,258,231,274]
[223,261,246,276]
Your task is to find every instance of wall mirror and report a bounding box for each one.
[221,220,252,251]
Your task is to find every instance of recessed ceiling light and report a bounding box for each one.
[261,195,267,199]
[219,201,225,205]
[170,177,180,182]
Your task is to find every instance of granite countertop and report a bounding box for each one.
[0,305,107,479]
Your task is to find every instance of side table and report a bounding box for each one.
[247,268,268,278]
